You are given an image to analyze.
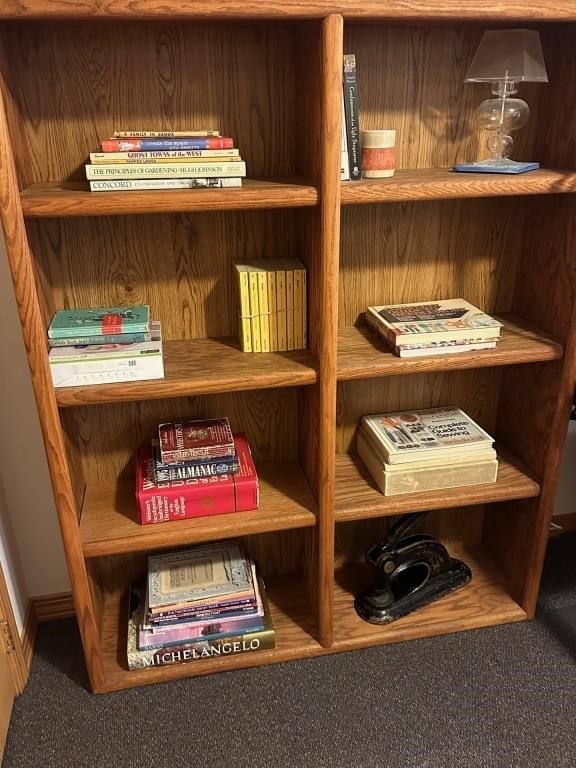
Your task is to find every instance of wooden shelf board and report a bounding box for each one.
[55,337,318,407]
[341,168,576,205]
[98,577,321,692]
[3,1,576,20]
[334,447,541,522]
[20,178,319,217]
[337,314,564,381]
[332,545,527,650]
[97,545,525,692]
[81,461,318,557]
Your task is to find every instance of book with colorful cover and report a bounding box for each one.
[361,406,495,465]
[102,137,234,152]
[48,305,150,339]
[86,162,246,179]
[158,417,235,464]
[152,440,239,483]
[365,299,502,346]
[48,330,151,347]
[112,130,222,138]
[49,321,161,362]
[137,434,258,525]
[147,540,253,610]
[126,578,275,669]
[91,149,239,163]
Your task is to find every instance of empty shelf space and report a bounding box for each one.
[334,447,540,523]
[20,178,319,217]
[341,168,576,205]
[80,461,317,557]
[54,337,318,407]
[337,314,563,381]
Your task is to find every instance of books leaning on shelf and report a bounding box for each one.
[86,129,246,191]
[126,541,275,670]
[234,259,307,353]
[47,305,165,387]
[343,53,361,180]
[136,432,259,525]
[364,298,503,358]
[357,406,498,496]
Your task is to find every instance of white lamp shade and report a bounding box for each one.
[464,29,548,83]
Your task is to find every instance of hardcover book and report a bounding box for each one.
[152,440,239,483]
[136,434,258,525]
[361,406,495,465]
[158,417,235,464]
[91,149,240,162]
[126,579,275,670]
[357,430,498,496]
[90,178,242,191]
[147,540,253,609]
[112,130,222,138]
[101,138,234,152]
[48,305,150,338]
[365,299,502,346]
[85,162,246,180]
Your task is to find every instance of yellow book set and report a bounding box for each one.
[234,259,307,353]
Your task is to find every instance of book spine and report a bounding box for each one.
[112,130,221,138]
[341,89,350,181]
[91,150,240,162]
[90,156,238,165]
[302,268,308,348]
[285,269,294,350]
[137,480,236,525]
[90,178,242,191]
[275,270,287,351]
[159,444,236,464]
[247,270,261,353]
[50,366,164,388]
[48,331,151,346]
[50,356,162,374]
[101,138,234,151]
[267,270,278,352]
[364,309,395,347]
[128,631,275,669]
[257,271,270,353]
[292,267,305,350]
[343,53,362,180]
[236,269,252,352]
[154,461,239,483]
[86,162,246,179]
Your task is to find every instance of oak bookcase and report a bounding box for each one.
[2,2,576,693]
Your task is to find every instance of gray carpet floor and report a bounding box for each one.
[3,534,576,768]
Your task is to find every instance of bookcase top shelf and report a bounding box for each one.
[337,314,564,381]
[20,180,318,218]
[54,338,318,407]
[341,169,576,206]
[2,0,576,20]
[80,461,317,557]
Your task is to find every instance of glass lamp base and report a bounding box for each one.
[453,160,540,174]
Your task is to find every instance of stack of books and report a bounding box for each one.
[86,130,246,192]
[234,259,307,353]
[357,406,498,496]
[365,299,503,358]
[127,540,275,670]
[135,417,259,525]
[47,304,164,388]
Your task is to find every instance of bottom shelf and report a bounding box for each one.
[96,545,526,692]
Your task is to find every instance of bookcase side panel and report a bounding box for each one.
[0,72,105,690]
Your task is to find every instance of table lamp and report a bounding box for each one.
[454,29,548,174]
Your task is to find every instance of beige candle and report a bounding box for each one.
[361,129,396,178]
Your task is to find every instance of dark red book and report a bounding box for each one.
[135,433,259,525]
[158,417,235,464]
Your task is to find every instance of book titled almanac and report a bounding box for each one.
[136,434,258,525]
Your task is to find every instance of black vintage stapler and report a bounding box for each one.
[354,512,472,624]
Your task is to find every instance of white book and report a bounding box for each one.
[86,162,246,180]
[89,178,242,191]
[361,406,495,465]
[397,341,497,357]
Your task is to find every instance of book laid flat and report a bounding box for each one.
[365,299,502,347]
[158,417,235,464]
[102,137,235,152]
[112,130,222,138]
[136,434,258,525]
[85,161,246,179]
[147,540,253,610]
[91,149,240,163]
[48,304,150,338]
[90,178,242,191]
[151,440,240,483]
[361,406,495,465]
[356,431,498,496]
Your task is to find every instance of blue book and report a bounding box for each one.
[453,161,540,174]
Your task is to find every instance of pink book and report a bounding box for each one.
[135,433,259,525]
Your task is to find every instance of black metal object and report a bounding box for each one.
[354,512,472,624]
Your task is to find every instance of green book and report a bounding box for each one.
[47,305,150,339]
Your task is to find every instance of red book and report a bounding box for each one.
[101,137,234,152]
[135,434,259,525]
[158,417,235,464]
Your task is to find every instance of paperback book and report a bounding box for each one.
[48,304,150,338]
[85,162,246,180]
[158,417,235,464]
[90,178,242,191]
[152,440,239,482]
